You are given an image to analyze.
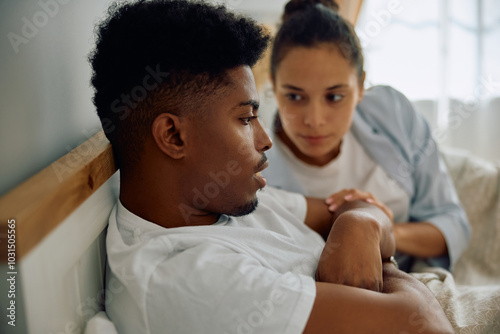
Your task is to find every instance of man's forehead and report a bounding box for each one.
[222,66,260,105]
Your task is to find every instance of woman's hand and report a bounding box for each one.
[325,189,394,222]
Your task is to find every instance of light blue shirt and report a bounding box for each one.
[263,86,471,271]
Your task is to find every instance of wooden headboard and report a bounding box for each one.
[0,131,118,333]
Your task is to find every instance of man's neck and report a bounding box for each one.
[119,169,220,229]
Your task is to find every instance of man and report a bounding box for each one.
[89,1,453,333]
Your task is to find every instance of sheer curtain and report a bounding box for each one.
[356,0,500,161]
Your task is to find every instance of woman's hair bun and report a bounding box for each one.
[282,0,339,22]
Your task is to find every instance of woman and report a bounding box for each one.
[262,0,470,272]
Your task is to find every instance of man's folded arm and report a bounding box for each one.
[306,197,396,291]
[304,264,454,334]
[304,198,394,259]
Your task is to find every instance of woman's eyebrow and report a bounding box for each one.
[326,84,348,90]
[281,84,304,91]
[281,84,348,91]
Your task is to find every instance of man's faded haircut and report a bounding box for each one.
[89,0,270,169]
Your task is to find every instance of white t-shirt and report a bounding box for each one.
[271,131,410,222]
[105,187,324,334]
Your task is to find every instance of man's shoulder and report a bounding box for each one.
[257,186,308,223]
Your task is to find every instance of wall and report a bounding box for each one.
[0,0,114,196]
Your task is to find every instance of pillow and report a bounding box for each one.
[84,311,118,334]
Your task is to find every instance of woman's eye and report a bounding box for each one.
[286,93,302,101]
[327,94,343,102]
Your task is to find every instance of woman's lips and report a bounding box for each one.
[299,135,330,145]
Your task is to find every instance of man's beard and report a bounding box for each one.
[227,197,259,217]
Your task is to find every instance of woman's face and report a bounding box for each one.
[273,44,364,166]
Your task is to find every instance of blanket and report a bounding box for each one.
[413,268,500,333]
[410,148,500,334]
[441,147,500,286]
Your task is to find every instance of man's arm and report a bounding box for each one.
[315,201,395,291]
[304,264,454,334]
[329,201,395,260]
[305,198,395,291]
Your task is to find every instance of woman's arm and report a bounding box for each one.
[396,87,470,267]
[304,197,334,240]
[323,188,449,259]
[394,222,448,257]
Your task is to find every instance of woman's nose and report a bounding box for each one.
[304,101,326,128]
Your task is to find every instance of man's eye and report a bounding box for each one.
[286,93,302,101]
[327,94,343,102]
[241,116,257,125]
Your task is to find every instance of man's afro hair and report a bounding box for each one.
[88,0,270,167]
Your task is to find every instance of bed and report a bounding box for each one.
[1,132,499,333]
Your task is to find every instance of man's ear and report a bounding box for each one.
[152,113,185,159]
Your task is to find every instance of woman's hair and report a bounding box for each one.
[281,0,339,22]
[271,0,364,81]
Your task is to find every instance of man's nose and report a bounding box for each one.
[255,119,272,152]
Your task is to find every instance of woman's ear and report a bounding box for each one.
[358,71,366,100]
[270,75,276,93]
[151,113,185,159]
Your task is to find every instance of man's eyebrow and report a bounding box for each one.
[233,99,260,110]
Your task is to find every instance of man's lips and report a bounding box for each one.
[254,161,268,188]
[254,161,269,176]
